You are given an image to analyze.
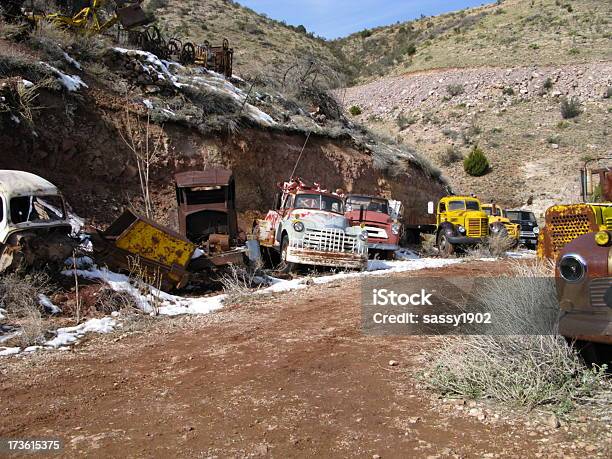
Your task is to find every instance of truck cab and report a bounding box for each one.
[481,204,519,245]
[539,161,612,260]
[432,196,489,257]
[255,179,368,272]
[556,231,612,363]
[344,194,402,259]
[505,209,539,249]
[0,170,73,271]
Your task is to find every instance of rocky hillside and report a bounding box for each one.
[0,23,445,231]
[341,62,611,216]
[334,0,611,83]
[146,0,349,87]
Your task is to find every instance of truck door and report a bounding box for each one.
[437,202,446,226]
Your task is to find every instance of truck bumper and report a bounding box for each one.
[286,247,368,270]
[447,236,483,245]
[559,312,612,345]
[368,242,400,252]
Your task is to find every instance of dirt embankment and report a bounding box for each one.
[0,89,446,230]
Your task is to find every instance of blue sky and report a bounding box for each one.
[237,0,492,39]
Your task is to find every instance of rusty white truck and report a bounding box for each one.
[0,170,75,271]
[254,178,369,272]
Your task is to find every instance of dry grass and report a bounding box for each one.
[0,271,56,347]
[425,261,611,412]
[217,264,262,305]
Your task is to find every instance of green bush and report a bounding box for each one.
[446,84,465,97]
[463,146,490,176]
[560,96,581,119]
[349,105,362,116]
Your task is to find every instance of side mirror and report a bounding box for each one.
[427,201,435,215]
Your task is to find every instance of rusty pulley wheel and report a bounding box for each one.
[167,38,181,60]
[180,42,196,65]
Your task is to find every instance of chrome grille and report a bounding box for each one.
[589,278,612,309]
[365,226,388,239]
[520,230,536,238]
[292,229,366,254]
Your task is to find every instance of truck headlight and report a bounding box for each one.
[559,254,586,283]
[457,225,466,234]
[490,224,501,233]
[595,231,610,246]
[359,230,368,241]
[533,226,540,234]
[391,223,401,235]
[293,221,305,232]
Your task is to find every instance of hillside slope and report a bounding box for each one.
[333,0,611,83]
[340,62,611,216]
[148,0,349,87]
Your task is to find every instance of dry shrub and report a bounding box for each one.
[0,271,55,347]
[466,234,517,258]
[217,265,260,305]
[29,19,76,51]
[487,233,517,257]
[94,288,138,315]
[426,261,611,412]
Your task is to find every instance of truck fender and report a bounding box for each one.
[437,222,456,238]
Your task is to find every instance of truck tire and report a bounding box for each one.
[278,235,296,274]
[437,232,455,258]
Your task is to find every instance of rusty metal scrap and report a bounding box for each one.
[91,209,196,291]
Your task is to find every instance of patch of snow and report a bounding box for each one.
[0,308,6,320]
[45,317,117,348]
[40,62,88,92]
[142,98,153,110]
[24,346,42,353]
[394,248,420,260]
[191,248,205,260]
[62,51,81,70]
[0,347,21,356]
[38,294,61,315]
[21,79,34,88]
[62,266,225,317]
[10,114,20,124]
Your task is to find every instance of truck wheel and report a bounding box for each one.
[437,232,455,258]
[278,235,296,274]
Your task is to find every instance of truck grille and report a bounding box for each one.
[293,229,366,254]
[549,213,593,253]
[503,223,518,237]
[606,218,612,229]
[467,218,488,237]
[365,226,388,239]
[520,230,536,238]
[589,278,612,309]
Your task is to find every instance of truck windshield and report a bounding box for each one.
[506,211,536,222]
[346,196,389,214]
[184,186,225,205]
[483,207,501,217]
[295,194,343,214]
[448,200,480,211]
[10,195,65,224]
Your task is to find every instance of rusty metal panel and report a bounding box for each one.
[94,210,196,291]
[538,204,599,260]
[175,169,233,188]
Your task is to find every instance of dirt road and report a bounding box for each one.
[0,260,608,458]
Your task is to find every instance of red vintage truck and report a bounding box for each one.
[344,194,402,260]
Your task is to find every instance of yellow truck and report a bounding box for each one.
[539,161,612,260]
[481,204,520,246]
[430,196,490,257]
